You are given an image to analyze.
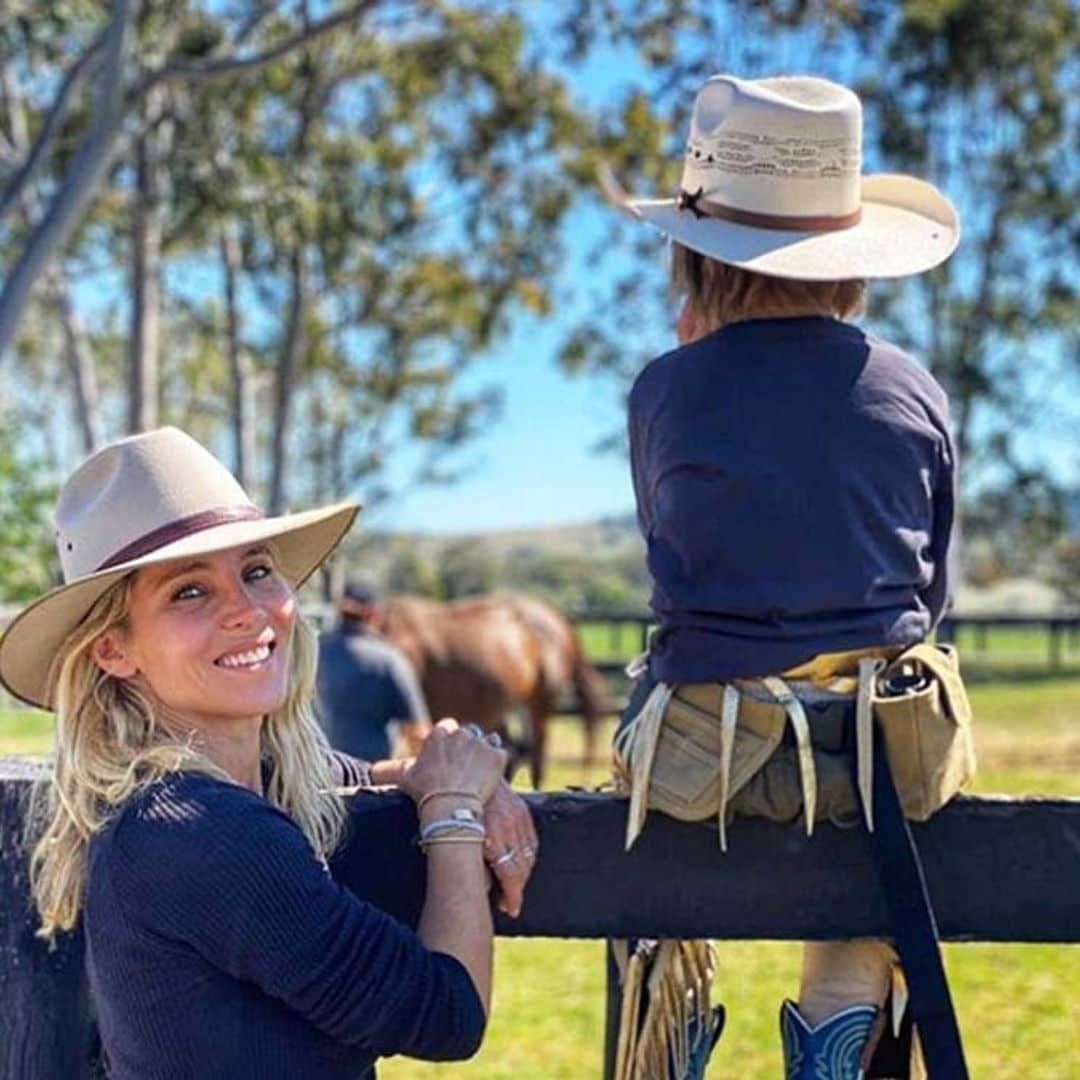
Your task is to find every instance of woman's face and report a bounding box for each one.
[93,544,297,729]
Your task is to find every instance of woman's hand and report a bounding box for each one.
[400,718,507,806]
[482,780,539,919]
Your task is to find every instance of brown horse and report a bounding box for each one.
[377,592,611,788]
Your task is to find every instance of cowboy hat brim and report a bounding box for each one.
[0,500,359,710]
[606,172,959,280]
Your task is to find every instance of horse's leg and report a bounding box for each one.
[526,688,555,790]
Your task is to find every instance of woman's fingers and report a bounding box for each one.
[406,717,508,803]
[482,781,538,918]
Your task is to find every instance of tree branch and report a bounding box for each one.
[0,27,108,223]
[0,0,134,363]
[136,1,374,93]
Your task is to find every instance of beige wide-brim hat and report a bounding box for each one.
[602,74,960,280]
[0,427,359,709]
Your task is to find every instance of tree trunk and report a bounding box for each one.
[51,276,103,455]
[127,87,166,434]
[219,222,256,489]
[268,248,307,514]
[0,0,133,363]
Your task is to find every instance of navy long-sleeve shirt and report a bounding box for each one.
[85,771,485,1079]
[628,316,956,684]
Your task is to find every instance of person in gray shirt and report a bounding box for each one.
[318,581,431,762]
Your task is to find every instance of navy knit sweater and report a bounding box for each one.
[629,316,956,684]
[85,771,485,1079]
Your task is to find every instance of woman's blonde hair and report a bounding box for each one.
[671,241,866,332]
[29,570,346,941]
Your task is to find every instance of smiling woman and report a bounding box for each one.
[89,544,300,788]
[0,427,538,1080]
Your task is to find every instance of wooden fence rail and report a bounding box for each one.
[2,759,1077,1078]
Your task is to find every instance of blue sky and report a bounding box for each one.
[369,303,641,535]
[368,26,653,534]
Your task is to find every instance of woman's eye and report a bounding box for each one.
[245,562,274,582]
[172,583,204,602]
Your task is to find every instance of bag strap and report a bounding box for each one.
[761,675,817,836]
[852,722,970,1079]
[886,643,969,725]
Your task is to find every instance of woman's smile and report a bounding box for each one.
[214,632,277,671]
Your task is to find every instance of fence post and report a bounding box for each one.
[1049,622,1062,672]
[0,760,101,1079]
[603,941,621,1080]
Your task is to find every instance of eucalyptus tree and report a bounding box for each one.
[180,3,586,513]
[0,0,376,365]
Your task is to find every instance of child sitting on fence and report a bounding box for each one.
[604,74,974,1080]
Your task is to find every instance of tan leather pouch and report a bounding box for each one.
[872,643,976,820]
[624,683,786,822]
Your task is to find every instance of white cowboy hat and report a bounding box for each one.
[601,74,960,280]
[0,427,359,709]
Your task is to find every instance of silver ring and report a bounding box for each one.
[521,845,537,859]
[463,723,485,740]
[491,849,516,867]
[485,731,502,748]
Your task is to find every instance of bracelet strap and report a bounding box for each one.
[417,789,483,813]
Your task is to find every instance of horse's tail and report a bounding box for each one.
[569,639,613,770]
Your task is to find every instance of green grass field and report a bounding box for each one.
[2,664,1077,1077]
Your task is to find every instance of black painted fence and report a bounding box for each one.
[2,758,1078,1078]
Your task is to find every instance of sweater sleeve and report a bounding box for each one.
[628,377,654,539]
[921,422,957,631]
[328,750,374,789]
[109,776,485,1061]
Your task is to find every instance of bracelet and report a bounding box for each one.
[417,789,483,813]
[420,818,486,843]
[420,808,482,835]
[421,834,487,852]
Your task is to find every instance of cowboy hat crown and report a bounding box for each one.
[55,427,259,581]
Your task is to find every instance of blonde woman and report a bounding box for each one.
[607,75,964,1078]
[0,427,538,1079]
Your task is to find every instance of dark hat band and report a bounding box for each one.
[95,505,265,572]
[676,187,862,232]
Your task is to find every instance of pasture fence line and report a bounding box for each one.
[569,610,1080,679]
[1,760,1078,1078]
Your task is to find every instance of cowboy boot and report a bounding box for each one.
[780,1000,878,1080]
[678,1003,725,1080]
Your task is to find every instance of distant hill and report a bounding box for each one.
[351,513,641,558]
[336,514,1073,616]
[341,514,647,613]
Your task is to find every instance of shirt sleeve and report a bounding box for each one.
[110,779,485,1061]
[328,750,374,789]
[921,424,957,630]
[387,652,429,723]
[628,379,654,539]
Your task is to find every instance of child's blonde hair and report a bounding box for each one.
[671,241,866,332]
